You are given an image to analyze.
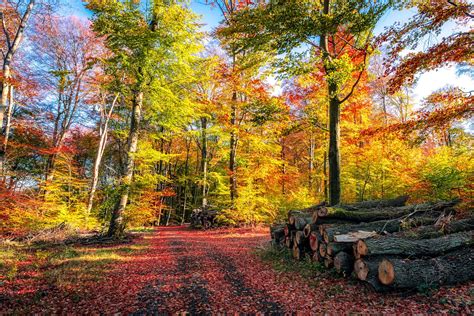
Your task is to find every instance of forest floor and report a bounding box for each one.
[0,226,473,314]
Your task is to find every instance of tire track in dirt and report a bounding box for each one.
[134,239,212,315]
[209,251,285,314]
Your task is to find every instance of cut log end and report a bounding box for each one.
[378,259,395,285]
[284,225,289,237]
[356,239,368,258]
[354,259,369,281]
[312,212,319,224]
[309,232,319,252]
[303,224,312,238]
[317,206,329,217]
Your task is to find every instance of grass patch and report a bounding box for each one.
[0,234,150,289]
[255,244,325,279]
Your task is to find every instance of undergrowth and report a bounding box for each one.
[255,244,325,280]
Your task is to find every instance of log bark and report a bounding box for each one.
[293,216,313,230]
[378,248,474,289]
[392,217,474,240]
[338,196,408,211]
[356,231,473,258]
[327,242,353,257]
[322,217,438,243]
[334,251,354,277]
[317,200,458,221]
[108,91,143,238]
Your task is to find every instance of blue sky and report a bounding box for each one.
[61,0,473,107]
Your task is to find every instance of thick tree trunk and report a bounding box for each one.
[356,231,473,258]
[378,248,474,289]
[328,87,341,206]
[108,91,143,237]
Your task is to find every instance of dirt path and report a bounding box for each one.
[1,226,472,314]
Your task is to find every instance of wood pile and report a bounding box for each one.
[270,197,474,292]
[190,208,219,228]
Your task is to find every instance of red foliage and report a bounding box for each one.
[1,227,472,314]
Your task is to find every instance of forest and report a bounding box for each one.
[0,0,473,314]
[0,0,471,238]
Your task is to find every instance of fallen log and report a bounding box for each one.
[354,258,390,292]
[317,200,458,221]
[392,217,474,240]
[334,251,354,277]
[322,217,439,243]
[327,242,354,257]
[293,216,313,230]
[356,231,473,258]
[339,196,409,211]
[378,247,474,289]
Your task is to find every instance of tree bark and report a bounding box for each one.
[108,91,143,237]
[391,217,474,240]
[201,117,208,208]
[86,94,118,215]
[334,251,354,277]
[378,248,474,289]
[317,200,457,223]
[321,217,438,243]
[338,196,409,211]
[229,91,237,205]
[356,231,473,258]
[354,258,390,292]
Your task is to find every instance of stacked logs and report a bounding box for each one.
[270,197,474,292]
[190,208,219,228]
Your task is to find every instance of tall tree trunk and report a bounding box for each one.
[201,117,208,209]
[328,84,341,206]
[229,90,237,205]
[1,86,13,181]
[108,91,143,237]
[308,131,315,190]
[86,95,118,216]
[0,0,35,181]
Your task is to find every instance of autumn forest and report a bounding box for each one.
[0,0,473,313]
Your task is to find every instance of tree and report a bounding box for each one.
[0,0,36,181]
[219,0,395,205]
[87,0,200,237]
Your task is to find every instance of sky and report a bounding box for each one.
[61,0,474,108]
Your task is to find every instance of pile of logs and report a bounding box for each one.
[190,208,219,229]
[270,196,474,292]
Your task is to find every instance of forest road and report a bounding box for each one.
[132,226,286,315]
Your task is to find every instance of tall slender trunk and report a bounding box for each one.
[86,95,118,216]
[308,131,315,190]
[229,90,237,205]
[281,137,286,195]
[1,85,13,181]
[201,117,208,209]
[0,0,35,181]
[108,91,143,237]
[328,84,341,205]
